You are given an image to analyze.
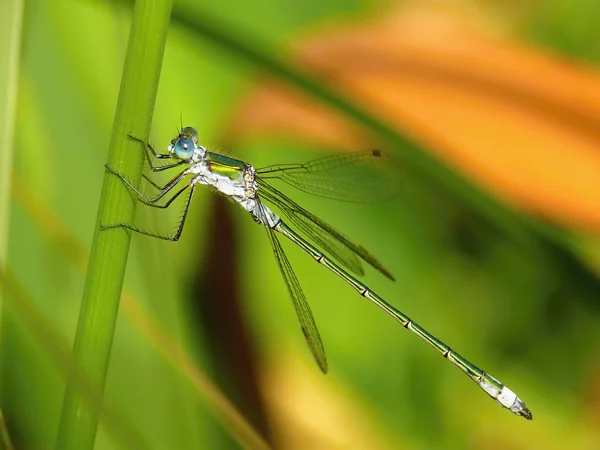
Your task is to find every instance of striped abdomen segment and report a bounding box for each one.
[274,220,531,420]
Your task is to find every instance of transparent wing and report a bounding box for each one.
[261,186,363,276]
[256,150,401,203]
[260,200,328,373]
[259,180,394,281]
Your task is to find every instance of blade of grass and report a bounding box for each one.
[12,173,272,450]
[0,268,150,449]
[0,0,23,448]
[0,0,23,348]
[55,1,174,449]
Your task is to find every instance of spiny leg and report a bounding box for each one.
[127,133,170,159]
[141,173,166,191]
[127,133,184,172]
[147,160,185,173]
[105,164,190,203]
[138,183,191,209]
[101,183,196,242]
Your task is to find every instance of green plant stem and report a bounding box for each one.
[0,0,23,345]
[55,1,173,449]
[0,0,23,448]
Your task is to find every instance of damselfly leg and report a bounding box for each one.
[102,135,196,241]
[101,183,196,242]
[128,134,184,172]
[104,164,192,204]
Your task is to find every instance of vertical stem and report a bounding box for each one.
[0,0,23,448]
[0,0,23,341]
[55,1,173,449]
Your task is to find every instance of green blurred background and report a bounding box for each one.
[2,0,600,449]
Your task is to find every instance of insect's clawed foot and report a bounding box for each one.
[100,223,129,231]
[127,133,145,145]
[104,164,119,175]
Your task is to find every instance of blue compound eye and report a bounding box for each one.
[181,127,198,144]
[173,138,195,160]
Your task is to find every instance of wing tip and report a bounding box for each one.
[318,359,329,374]
[383,270,396,282]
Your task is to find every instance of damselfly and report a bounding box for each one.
[103,127,532,420]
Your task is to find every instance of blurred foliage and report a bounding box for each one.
[1,0,600,449]
[521,0,600,62]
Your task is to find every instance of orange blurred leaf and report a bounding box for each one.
[227,7,600,233]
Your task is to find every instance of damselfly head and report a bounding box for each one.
[168,138,194,161]
[167,127,201,161]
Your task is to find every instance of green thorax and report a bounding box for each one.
[206,151,247,181]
